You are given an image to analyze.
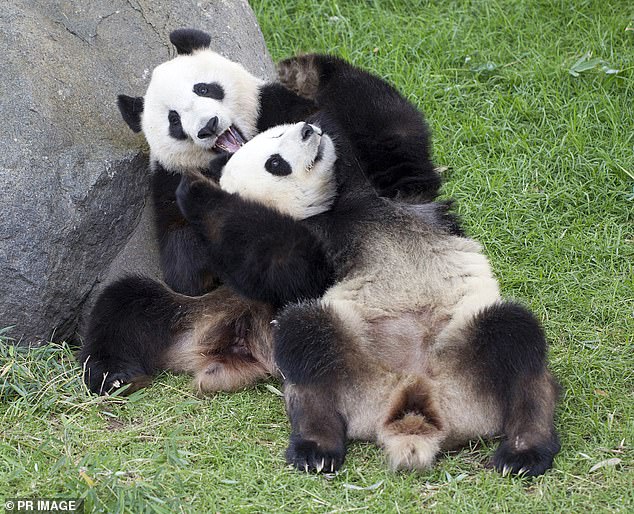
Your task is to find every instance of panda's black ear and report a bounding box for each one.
[117,95,144,133]
[169,28,212,55]
[203,153,233,182]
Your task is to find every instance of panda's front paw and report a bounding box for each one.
[286,436,346,473]
[175,173,218,223]
[277,54,322,100]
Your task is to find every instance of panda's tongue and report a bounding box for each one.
[214,126,246,153]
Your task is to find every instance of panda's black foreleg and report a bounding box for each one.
[274,301,348,472]
[175,173,334,308]
[277,54,440,202]
[152,165,217,296]
[79,275,187,395]
[256,83,317,132]
[158,225,218,296]
[467,301,561,476]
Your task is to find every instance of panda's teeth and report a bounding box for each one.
[213,125,245,153]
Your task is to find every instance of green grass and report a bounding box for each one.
[2,0,633,511]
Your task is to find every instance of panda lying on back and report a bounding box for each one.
[173,118,560,476]
[118,28,440,296]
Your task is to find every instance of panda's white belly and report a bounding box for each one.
[321,229,501,373]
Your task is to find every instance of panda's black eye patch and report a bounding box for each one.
[193,82,225,100]
[168,110,180,125]
[265,154,292,176]
[168,110,187,140]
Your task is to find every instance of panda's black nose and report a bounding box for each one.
[301,123,314,141]
[197,116,219,139]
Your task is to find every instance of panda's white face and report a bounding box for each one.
[220,123,338,220]
[142,49,263,172]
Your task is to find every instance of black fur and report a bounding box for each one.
[265,154,292,176]
[168,110,188,140]
[193,82,225,100]
[274,302,346,385]
[117,95,143,133]
[468,302,547,391]
[79,275,185,394]
[169,28,211,55]
[175,175,335,308]
[492,437,561,477]
[285,384,347,472]
[286,436,346,473]
[466,302,561,476]
[278,54,441,202]
[151,165,217,296]
[205,153,232,182]
[275,302,349,471]
[257,83,317,132]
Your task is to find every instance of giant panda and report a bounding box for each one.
[117,28,314,296]
[81,31,443,395]
[171,118,560,476]
[118,28,440,296]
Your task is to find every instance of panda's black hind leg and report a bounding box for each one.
[492,435,561,477]
[274,301,348,472]
[284,385,347,473]
[467,301,561,476]
[79,275,188,395]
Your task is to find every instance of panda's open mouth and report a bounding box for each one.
[306,136,326,171]
[213,125,246,153]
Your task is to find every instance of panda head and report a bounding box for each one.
[118,29,262,172]
[219,122,338,220]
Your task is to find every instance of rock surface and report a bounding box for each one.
[0,0,275,344]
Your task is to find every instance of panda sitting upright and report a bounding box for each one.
[173,118,560,476]
[80,29,444,395]
[117,28,440,296]
[117,28,314,296]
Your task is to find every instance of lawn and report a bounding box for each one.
[1,0,633,512]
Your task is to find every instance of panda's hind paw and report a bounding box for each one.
[491,437,560,477]
[84,368,149,396]
[286,437,345,473]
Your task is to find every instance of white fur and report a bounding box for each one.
[142,48,263,172]
[220,123,338,219]
[381,431,442,470]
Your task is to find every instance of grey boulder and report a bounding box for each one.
[0,0,275,344]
